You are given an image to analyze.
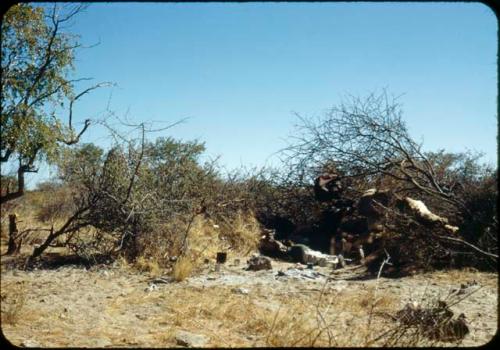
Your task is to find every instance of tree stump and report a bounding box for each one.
[6,213,19,255]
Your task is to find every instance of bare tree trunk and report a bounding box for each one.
[24,228,56,270]
[31,229,56,260]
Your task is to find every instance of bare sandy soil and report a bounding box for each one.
[1,253,497,348]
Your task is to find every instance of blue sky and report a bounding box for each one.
[24,2,498,186]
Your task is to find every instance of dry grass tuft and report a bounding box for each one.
[353,285,398,311]
[116,255,131,269]
[187,211,262,261]
[1,282,27,325]
[167,212,262,280]
[172,255,195,282]
[185,215,225,263]
[263,301,324,347]
[224,211,262,256]
[134,256,162,277]
[145,280,403,347]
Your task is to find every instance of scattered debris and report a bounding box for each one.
[1,257,496,347]
[246,255,272,271]
[275,267,327,281]
[258,229,289,259]
[231,287,250,295]
[150,276,172,284]
[144,283,158,292]
[175,330,209,347]
[451,280,480,296]
[288,244,339,267]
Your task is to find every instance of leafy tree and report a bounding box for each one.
[1,3,108,204]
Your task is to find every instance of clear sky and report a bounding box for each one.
[24,2,498,187]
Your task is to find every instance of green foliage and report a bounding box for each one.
[1,4,79,165]
[57,143,105,188]
[138,137,209,207]
[44,135,289,264]
[50,138,211,259]
[1,4,74,107]
[0,4,103,206]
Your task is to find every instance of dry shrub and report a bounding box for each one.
[33,184,76,225]
[136,211,262,279]
[135,214,221,275]
[134,256,162,277]
[374,301,470,347]
[263,301,326,347]
[1,282,27,325]
[135,218,188,267]
[369,278,481,347]
[253,284,400,347]
[185,215,226,263]
[217,210,261,256]
[116,255,131,269]
[35,198,69,224]
[172,255,194,282]
[65,226,118,262]
[175,211,261,280]
[393,301,469,343]
[118,250,163,278]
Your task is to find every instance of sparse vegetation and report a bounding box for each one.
[1,282,27,326]
[172,255,195,282]
[0,4,496,347]
[1,91,496,347]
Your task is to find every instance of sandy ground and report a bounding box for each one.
[1,253,497,348]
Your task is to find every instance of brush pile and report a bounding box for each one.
[257,171,486,276]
